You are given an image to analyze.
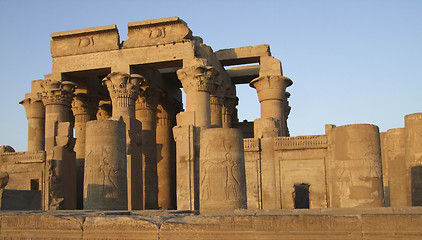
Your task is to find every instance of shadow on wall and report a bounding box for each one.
[84,184,127,210]
[0,189,42,210]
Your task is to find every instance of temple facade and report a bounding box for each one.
[0,17,421,213]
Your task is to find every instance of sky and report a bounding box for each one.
[0,0,421,152]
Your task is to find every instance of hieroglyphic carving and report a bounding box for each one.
[79,37,94,47]
[274,135,328,150]
[149,28,166,39]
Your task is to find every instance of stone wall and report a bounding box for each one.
[1,208,421,239]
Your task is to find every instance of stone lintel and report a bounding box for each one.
[127,17,182,29]
[215,44,271,66]
[51,25,118,39]
[51,25,120,58]
[124,17,192,49]
[226,65,260,84]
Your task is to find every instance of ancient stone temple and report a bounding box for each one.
[0,17,421,239]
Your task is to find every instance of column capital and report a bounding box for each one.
[177,65,218,93]
[96,100,112,120]
[136,86,163,111]
[41,79,76,106]
[250,75,292,102]
[102,72,143,118]
[102,72,143,101]
[223,96,238,113]
[72,93,99,117]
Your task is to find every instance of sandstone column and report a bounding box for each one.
[156,100,178,210]
[20,80,45,152]
[329,124,383,208]
[199,128,247,213]
[222,96,238,128]
[72,93,98,210]
[210,95,223,128]
[174,64,217,210]
[135,84,162,209]
[41,79,77,210]
[84,119,128,210]
[102,72,143,210]
[250,75,292,137]
[385,128,407,206]
[404,112,422,206]
[177,65,217,128]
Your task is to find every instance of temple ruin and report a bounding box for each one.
[0,17,421,238]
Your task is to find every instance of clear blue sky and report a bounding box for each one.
[0,0,421,151]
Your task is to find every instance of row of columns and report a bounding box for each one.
[20,72,180,210]
[21,64,292,211]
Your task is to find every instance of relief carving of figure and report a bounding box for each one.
[98,147,120,199]
[223,138,241,201]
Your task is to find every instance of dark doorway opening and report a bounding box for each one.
[30,179,39,191]
[411,166,422,206]
[294,184,310,209]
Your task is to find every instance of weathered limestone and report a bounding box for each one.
[102,72,143,210]
[19,80,45,152]
[199,128,247,213]
[41,79,77,210]
[84,119,128,210]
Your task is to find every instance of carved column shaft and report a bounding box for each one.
[210,95,223,128]
[72,93,98,210]
[41,79,77,210]
[20,97,45,151]
[222,97,238,128]
[135,86,162,209]
[156,102,177,210]
[102,72,143,210]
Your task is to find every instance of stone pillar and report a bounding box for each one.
[210,95,223,128]
[72,93,98,210]
[177,65,217,128]
[156,101,177,210]
[199,128,247,213]
[329,124,383,208]
[40,79,77,210]
[250,75,292,137]
[222,97,238,128]
[404,112,422,206]
[135,85,162,209]
[385,128,407,207]
[84,119,128,210]
[102,72,143,210]
[20,81,45,152]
